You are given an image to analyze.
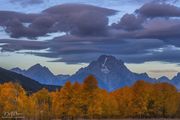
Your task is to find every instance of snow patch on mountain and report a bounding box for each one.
[101,57,110,74]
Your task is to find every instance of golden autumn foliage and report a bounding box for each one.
[0,76,180,119]
[0,82,28,115]
[30,88,52,119]
[111,86,134,118]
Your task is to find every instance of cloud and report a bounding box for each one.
[0,36,167,64]
[3,2,180,40]
[1,34,180,64]
[0,39,48,52]
[136,2,180,17]
[110,2,180,40]
[135,18,180,40]
[119,45,180,63]
[43,3,116,15]
[9,0,44,5]
[111,14,145,31]
[43,3,116,36]
[134,0,179,3]
[149,70,178,73]
[111,2,180,41]
[0,4,116,39]
[1,2,180,65]
[0,11,37,25]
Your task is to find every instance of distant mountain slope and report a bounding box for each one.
[0,67,60,92]
[158,76,170,83]
[171,73,180,88]
[68,55,155,91]
[11,64,69,86]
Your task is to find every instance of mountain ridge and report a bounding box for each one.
[0,67,60,92]
[11,63,69,86]
[10,55,180,91]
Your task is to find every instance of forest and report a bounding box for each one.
[0,75,180,120]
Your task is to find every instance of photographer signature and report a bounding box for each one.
[2,111,25,119]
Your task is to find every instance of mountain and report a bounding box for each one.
[157,76,170,83]
[11,64,69,86]
[0,67,60,92]
[171,73,180,88]
[56,74,70,83]
[68,55,155,91]
[10,55,180,91]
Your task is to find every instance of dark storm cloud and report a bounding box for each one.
[44,38,166,64]
[0,34,180,64]
[0,39,48,52]
[110,1,180,40]
[0,11,37,25]
[0,4,116,39]
[0,36,166,64]
[0,11,44,38]
[120,47,180,63]
[43,3,116,15]
[111,14,145,31]
[1,2,180,64]
[42,3,116,36]
[132,18,180,40]
[136,2,180,17]
[3,18,53,39]
[4,2,180,39]
[111,2,180,39]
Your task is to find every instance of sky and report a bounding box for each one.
[1,0,180,78]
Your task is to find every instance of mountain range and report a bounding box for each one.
[10,55,180,91]
[0,67,60,92]
[11,64,69,85]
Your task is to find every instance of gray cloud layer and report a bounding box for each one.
[136,2,180,17]
[0,4,116,39]
[1,2,180,64]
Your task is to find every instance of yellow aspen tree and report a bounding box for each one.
[31,88,52,120]
[112,86,134,118]
[81,75,102,119]
[58,81,74,119]
[131,80,153,118]
[51,90,62,119]
[153,83,179,118]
